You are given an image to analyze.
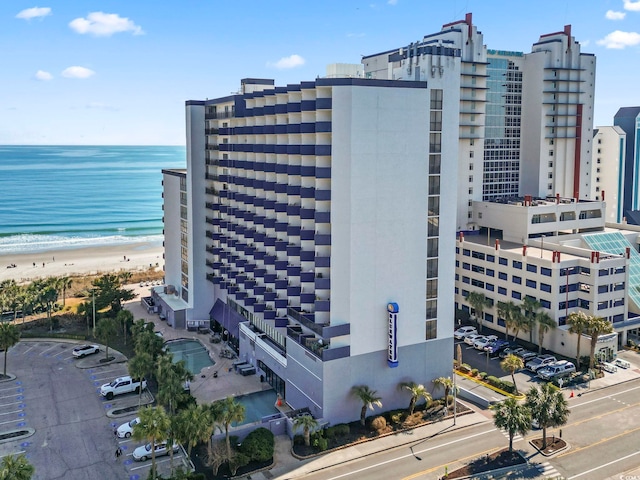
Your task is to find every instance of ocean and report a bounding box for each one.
[0,145,186,255]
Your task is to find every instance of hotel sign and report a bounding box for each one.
[387,302,399,368]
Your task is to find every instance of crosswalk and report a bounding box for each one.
[498,428,525,442]
[534,461,563,479]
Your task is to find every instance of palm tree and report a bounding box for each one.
[128,351,154,407]
[116,309,134,345]
[133,406,171,480]
[510,305,528,342]
[58,276,73,307]
[535,311,556,354]
[522,297,541,343]
[585,316,614,369]
[398,381,431,415]
[491,397,531,452]
[351,385,382,427]
[466,291,491,333]
[217,396,246,460]
[433,376,459,412]
[94,318,117,361]
[525,383,570,449]
[39,283,59,332]
[0,453,35,480]
[292,414,318,446]
[567,311,589,367]
[0,323,20,378]
[500,354,524,394]
[156,355,193,415]
[497,301,517,340]
[174,403,213,458]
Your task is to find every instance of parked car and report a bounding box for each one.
[484,339,510,354]
[72,344,100,358]
[454,326,477,340]
[516,350,538,362]
[473,335,498,350]
[537,360,576,380]
[115,417,140,438]
[525,354,557,372]
[132,441,179,462]
[464,333,484,346]
[100,376,147,400]
[500,346,525,359]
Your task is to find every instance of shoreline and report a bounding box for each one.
[0,242,165,283]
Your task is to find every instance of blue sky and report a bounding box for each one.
[2,0,640,145]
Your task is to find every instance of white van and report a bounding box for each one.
[615,358,631,369]
[537,360,576,380]
[601,362,617,373]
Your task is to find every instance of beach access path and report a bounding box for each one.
[0,242,164,283]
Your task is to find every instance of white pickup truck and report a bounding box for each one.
[100,376,147,400]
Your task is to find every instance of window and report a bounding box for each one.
[498,287,507,295]
[526,279,537,288]
[470,152,474,159]
[540,283,551,293]
[426,300,438,319]
[430,89,443,109]
[486,283,494,291]
[549,150,554,156]
[487,255,495,263]
[499,272,508,280]
[463,262,471,270]
[425,319,437,340]
[463,249,470,256]
[468,175,473,183]
[462,276,470,284]
[527,264,537,273]
[486,268,495,277]
[540,299,551,309]
[513,276,522,284]
[513,260,522,269]
[512,291,521,300]
[499,258,507,266]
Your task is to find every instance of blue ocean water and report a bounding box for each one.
[0,145,186,254]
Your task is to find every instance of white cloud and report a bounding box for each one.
[61,66,96,79]
[605,10,626,20]
[388,0,398,5]
[347,32,366,38]
[624,0,640,11]
[69,12,144,37]
[267,54,305,69]
[597,30,640,48]
[34,70,53,81]
[16,7,51,20]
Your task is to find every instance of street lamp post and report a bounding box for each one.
[453,370,457,426]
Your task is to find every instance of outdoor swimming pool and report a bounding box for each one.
[164,339,215,375]
[234,390,279,426]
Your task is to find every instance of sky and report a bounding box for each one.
[2,0,640,146]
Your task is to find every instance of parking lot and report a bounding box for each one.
[0,340,189,480]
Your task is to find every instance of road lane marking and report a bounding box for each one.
[320,429,497,480]
[570,385,640,408]
[567,449,640,479]
[557,424,640,458]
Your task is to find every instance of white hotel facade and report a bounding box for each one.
[158,13,633,422]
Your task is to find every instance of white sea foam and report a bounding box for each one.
[0,234,164,255]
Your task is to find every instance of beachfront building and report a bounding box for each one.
[589,126,626,223]
[613,107,640,223]
[162,75,456,423]
[362,14,596,231]
[456,198,640,359]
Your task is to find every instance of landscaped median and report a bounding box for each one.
[455,368,525,401]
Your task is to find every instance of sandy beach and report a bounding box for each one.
[0,242,165,283]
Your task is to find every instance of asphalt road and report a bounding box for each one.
[292,378,640,480]
[0,340,188,480]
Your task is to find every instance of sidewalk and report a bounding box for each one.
[249,406,490,480]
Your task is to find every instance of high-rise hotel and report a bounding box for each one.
[157,14,600,423]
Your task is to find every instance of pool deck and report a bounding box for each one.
[124,285,286,407]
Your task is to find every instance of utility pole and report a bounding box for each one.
[453,369,457,426]
[92,289,96,337]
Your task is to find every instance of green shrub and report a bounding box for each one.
[499,380,515,393]
[479,372,487,380]
[229,452,250,475]
[389,409,405,424]
[471,368,479,377]
[312,431,328,451]
[293,434,305,445]
[486,375,500,387]
[239,427,274,462]
[459,363,472,373]
[332,424,350,436]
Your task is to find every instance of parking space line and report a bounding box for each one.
[128,455,184,471]
[0,401,23,408]
[0,450,25,459]
[0,409,23,416]
[0,393,23,399]
[39,345,59,356]
[21,345,36,355]
[0,386,19,393]
[0,419,22,426]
